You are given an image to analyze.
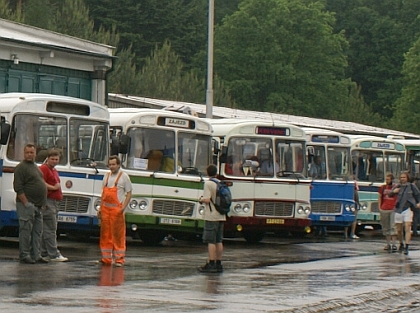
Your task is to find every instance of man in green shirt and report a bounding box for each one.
[14,144,48,264]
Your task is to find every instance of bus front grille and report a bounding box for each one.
[152,200,194,217]
[59,196,90,213]
[370,202,379,213]
[255,202,293,217]
[311,201,342,214]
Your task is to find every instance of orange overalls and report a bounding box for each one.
[100,171,126,265]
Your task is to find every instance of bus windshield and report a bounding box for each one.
[308,146,351,180]
[224,137,305,177]
[352,150,404,182]
[125,127,211,175]
[6,114,108,168]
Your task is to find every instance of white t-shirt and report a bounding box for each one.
[103,170,133,205]
[202,179,226,222]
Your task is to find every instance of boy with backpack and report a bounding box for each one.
[198,164,227,273]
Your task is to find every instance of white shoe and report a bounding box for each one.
[50,255,68,262]
[350,234,359,239]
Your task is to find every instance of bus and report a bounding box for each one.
[209,118,311,242]
[349,135,405,230]
[109,108,213,244]
[0,93,109,237]
[394,138,420,180]
[303,128,356,231]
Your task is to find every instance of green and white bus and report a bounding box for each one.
[109,108,213,244]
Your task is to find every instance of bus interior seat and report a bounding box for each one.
[147,150,163,171]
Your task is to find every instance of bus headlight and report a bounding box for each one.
[234,204,242,213]
[199,205,205,215]
[304,206,311,215]
[360,202,368,210]
[297,206,304,214]
[243,203,251,213]
[94,198,101,211]
[345,204,351,212]
[138,200,148,210]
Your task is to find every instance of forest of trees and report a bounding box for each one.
[1,0,420,133]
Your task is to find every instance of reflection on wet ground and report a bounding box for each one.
[1,233,420,312]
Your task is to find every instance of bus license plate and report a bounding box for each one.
[58,215,77,223]
[266,219,284,224]
[160,218,182,225]
[320,216,335,221]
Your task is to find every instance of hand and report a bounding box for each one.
[417,203,420,209]
[199,196,203,204]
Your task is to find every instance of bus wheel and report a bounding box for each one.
[243,231,265,243]
[290,231,308,238]
[139,230,166,246]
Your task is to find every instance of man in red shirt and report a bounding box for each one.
[378,173,398,252]
[40,149,68,262]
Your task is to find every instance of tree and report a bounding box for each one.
[392,38,420,133]
[214,0,349,118]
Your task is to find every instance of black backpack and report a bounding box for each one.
[209,178,232,215]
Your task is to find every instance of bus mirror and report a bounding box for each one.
[0,117,10,145]
[307,146,315,156]
[219,146,228,163]
[118,134,130,154]
[110,135,120,155]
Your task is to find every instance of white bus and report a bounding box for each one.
[0,93,109,237]
[109,108,213,244]
[209,118,311,242]
[303,128,356,230]
[349,135,405,229]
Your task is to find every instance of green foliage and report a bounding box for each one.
[392,37,420,133]
[214,0,349,118]
[0,0,22,21]
[108,46,139,95]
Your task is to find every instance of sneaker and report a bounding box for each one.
[95,259,111,265]
[114,262,123,267]
[384,244,391,251]
[392,245,398,252]
[404,246,409,255]
[350,234,359,239]
[36,257,49,263]
[197,262,218,273]
[50,255,68,262]
[216,263,224,273]
[20,257,35,264]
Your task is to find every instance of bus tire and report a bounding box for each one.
[242,231,265,243]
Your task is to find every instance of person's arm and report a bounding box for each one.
[378,186,383,209]
[121,190,132,212]
[199,181,211,204]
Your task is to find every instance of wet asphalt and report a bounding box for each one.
[1,231,420,312]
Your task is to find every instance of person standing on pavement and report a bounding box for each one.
[98,155,132,266]
[198,164,226,273]
[378,173,398,252]
[13,144,48,264]
[391,172,420,255]
[39,149,68,262]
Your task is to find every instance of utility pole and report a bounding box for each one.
[205,0,214,118]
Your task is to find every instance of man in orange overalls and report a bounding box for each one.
[98,155,132,266]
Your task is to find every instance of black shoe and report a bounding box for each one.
[20,257,35,264]
[216,263,224,273]
[36,257,49,263]
[197,262,218,273]
[404,245,409,255]
[392,244,398,252]
[398,244,404,253]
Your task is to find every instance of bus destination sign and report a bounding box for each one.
[256,126,289,136]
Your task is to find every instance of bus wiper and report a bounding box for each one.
[181,166,200,175]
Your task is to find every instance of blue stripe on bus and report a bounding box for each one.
[57,171,104,180]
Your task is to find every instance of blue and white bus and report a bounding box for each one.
[0,93,109,238]
[349,135,405,230]
[303,128,356,231]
